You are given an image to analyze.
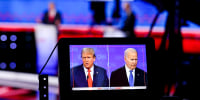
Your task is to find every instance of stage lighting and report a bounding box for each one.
[10,42,17,49]
[10,35,17,41]
[9,62,16,69]
[0,31,36,73]
[0,34,7,41]
[0,62,7,69]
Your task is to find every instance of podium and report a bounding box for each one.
[103,26,126,37]
[34,24,58,75]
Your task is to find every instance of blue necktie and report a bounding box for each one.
[129,70,134,86]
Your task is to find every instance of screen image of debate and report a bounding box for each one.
[69,44,148,90]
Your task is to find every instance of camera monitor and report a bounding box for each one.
[58,38,156,99]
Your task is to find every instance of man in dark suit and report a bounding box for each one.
[71,48,109,87]
[42,2,62,26]
[110,48,147,87]
[121,2,136,38]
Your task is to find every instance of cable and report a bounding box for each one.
[38,41,59,100]
[147,11,162,37]
[39,41,59,75]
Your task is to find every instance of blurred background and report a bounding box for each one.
[0,0,200,100]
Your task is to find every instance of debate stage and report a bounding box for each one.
[0,23,200,100]
[1,22,200,54]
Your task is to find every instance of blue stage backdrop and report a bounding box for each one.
[0,0,167,27]
[0,0,168,76]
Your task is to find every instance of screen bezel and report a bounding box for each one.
[58,38,157,99]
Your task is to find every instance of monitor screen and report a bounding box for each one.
[70,44,147,90]
[58,38,156,99]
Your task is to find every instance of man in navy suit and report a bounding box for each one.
[110,48,148,87]
[70,48,109,87]
[42,2,62,26]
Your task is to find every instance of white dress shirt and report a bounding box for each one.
[125,64,135,82]
[83,65,94,81]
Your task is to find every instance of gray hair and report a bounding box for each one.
[124,48,137,57]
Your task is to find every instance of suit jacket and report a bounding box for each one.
[70,64,109,87]
[42,10,62,25]
[110,66,148,87]
[121,12,136,38]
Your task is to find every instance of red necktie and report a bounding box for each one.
[87,69,93,87]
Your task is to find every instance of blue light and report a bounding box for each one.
[25,62,31,68]
[10,35,17,41]
[0,34,7,41]
[10,43,17,49]
[9,62,16,69]
[182,81,187,86]
[0,62,7,69]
